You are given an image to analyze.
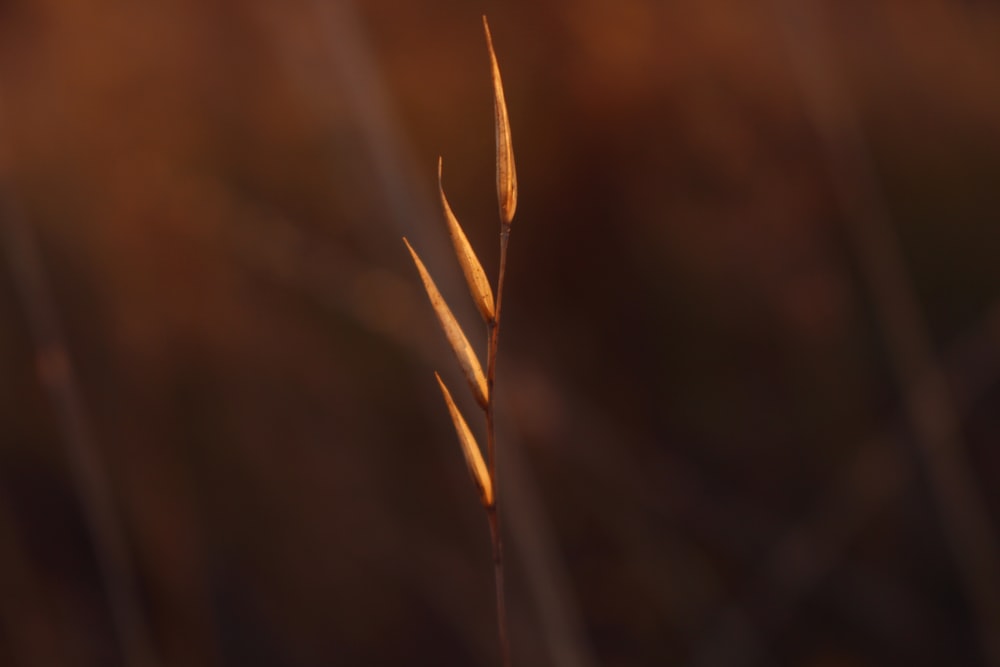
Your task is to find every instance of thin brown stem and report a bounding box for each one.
[487,506,510,667]
[488,229,511,378]
[485,224,512,667]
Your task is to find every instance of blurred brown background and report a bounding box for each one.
[1,1,999,665]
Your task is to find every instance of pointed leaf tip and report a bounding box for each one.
[438,158,495,323]
[403,238,489,407]
[436,373,493,506]
[483,16,517,225]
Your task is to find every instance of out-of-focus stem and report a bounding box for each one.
[773,3,1000,664]
[0,184,158,667]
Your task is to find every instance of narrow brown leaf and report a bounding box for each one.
[435,373,493,506]
[404,238,489,407]
[483,15,517,225]
[439,157,495,323]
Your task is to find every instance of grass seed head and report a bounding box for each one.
[435,372,494,507]
[483,16,517,226]
[403,237,489,407]
[438,157,496,323]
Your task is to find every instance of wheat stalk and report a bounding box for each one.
[402,15,517,667]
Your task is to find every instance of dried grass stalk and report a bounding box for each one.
[405,16,517,666]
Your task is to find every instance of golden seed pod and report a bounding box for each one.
[438,157,495,323]
[403,238,489,407]
[483,15,517,225]
[435,373,494,507]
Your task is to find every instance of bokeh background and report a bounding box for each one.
[1,1,999,665]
